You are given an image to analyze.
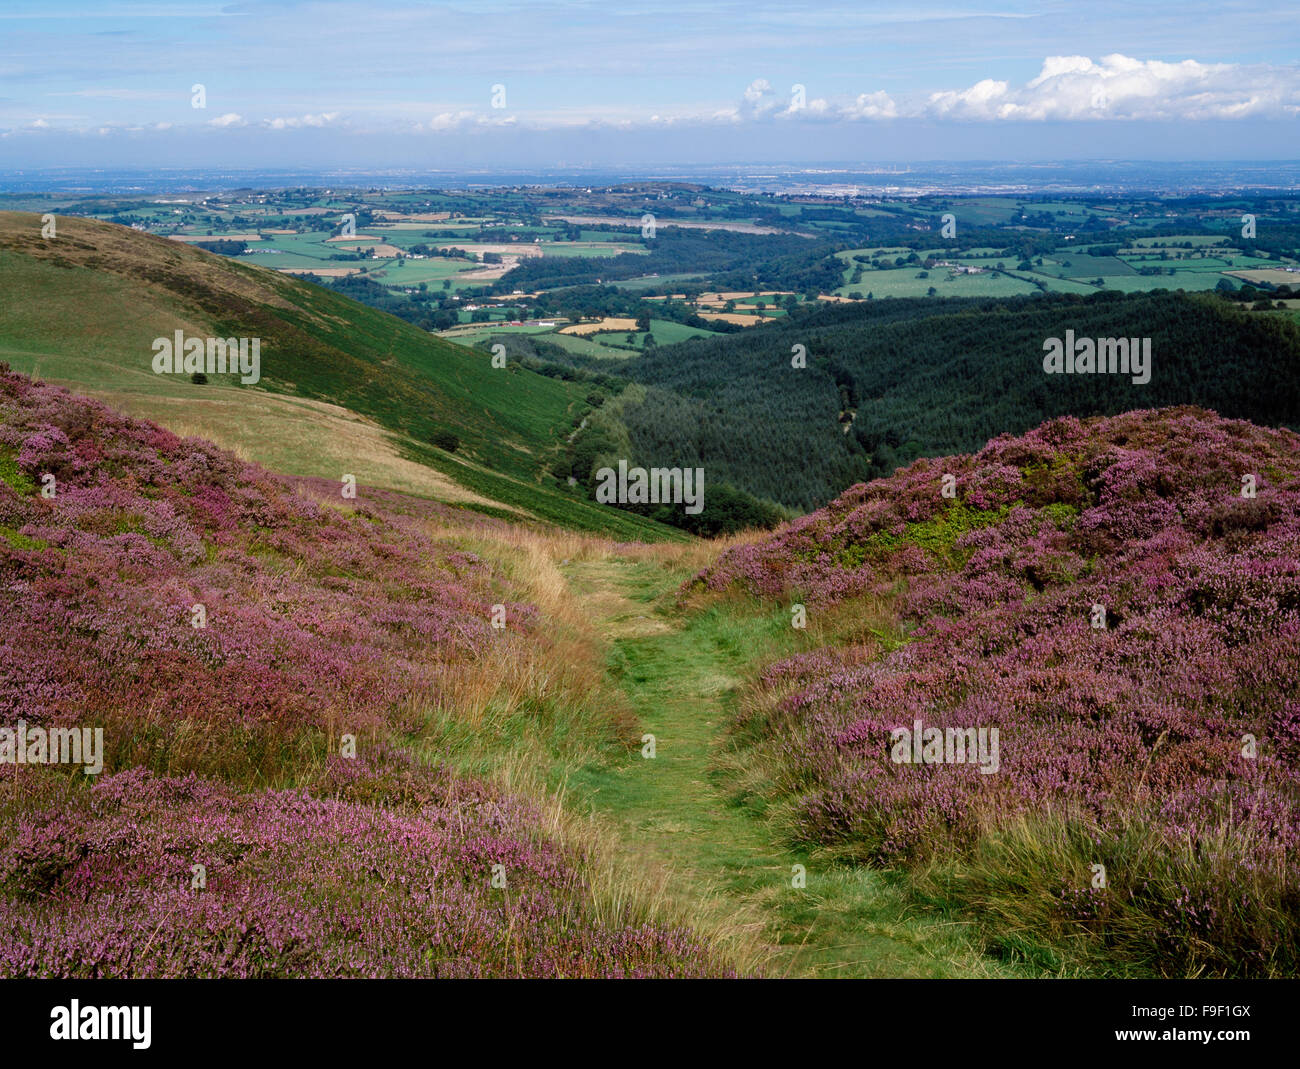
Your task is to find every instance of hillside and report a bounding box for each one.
[612,292,1300,512]
[697,406,1300,977]
[0,211,679,541]
[0,367,722,977]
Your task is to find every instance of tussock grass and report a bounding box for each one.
[913,806,1299,978]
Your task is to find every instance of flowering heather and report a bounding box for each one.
[0,367,530,769]
[701,407,1300,974]
[0,368,724,978]
[0,764,721,978]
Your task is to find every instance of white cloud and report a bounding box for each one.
[925,54,1300,121]
[842,90,898,120]
[9,53,1296,142]
[737,78,852,122]
[428,110,480,130]
[427,110,520,131]
[738,78,782,118]
[717,56,1299,126]
[264,112,340,129]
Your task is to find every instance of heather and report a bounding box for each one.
[0,365,526,776]
[700,407,1300,975]
[0,367,727,977]
[0,763,719,978]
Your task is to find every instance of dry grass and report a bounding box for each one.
[91,388,508,509]
[276,266,363,277]
[410,518,773,974]
[436,243,543,258]
[559,317,639,336]
[695,312,775,326]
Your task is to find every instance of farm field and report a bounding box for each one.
[832,235,1300,299]
[835,266,1041,298]
[538,332,638,360]
[12,188,1298,375]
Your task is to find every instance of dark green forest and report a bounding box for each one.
[591,291,1300,511]
[495,228,842,293]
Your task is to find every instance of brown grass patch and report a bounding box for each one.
[695,312,773,326]
[560,317,639,336]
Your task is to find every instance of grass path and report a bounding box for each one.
[560,553,1028,978]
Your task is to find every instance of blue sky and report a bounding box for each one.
[1,1,1298,167]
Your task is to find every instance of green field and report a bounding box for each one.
[537,242,646,258]
[835,267,1040,299]
[537,332,637,360]
[833,236,1300,300]
[631,319,720,347]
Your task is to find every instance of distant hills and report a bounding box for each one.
[8,212,1300,542]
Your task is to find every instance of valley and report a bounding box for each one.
[6,0,1300,1041]
[2,182,1298,983]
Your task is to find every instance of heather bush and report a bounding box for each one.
[703,407,1300,976]
[0,369,724,978]
[0,764,725,978]
[0,368,527,778]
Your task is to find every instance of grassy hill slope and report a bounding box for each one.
[0,211,680,541]
[0,368,719,976]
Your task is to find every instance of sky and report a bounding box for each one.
[1,0,1298,169]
